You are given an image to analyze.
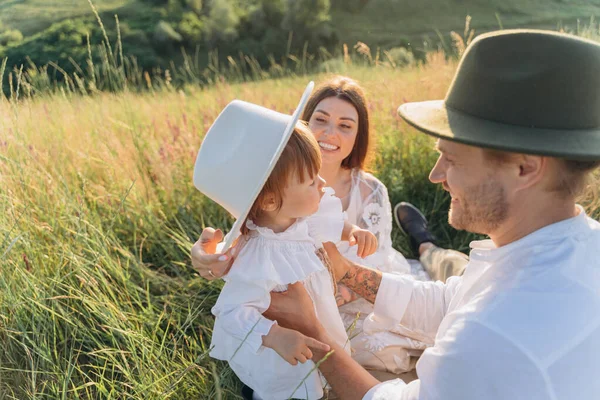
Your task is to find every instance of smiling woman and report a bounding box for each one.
[303,77,370,176]
[301,77,411,274]
[310,97,359,165]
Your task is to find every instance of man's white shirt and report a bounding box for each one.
[363,206,600,400]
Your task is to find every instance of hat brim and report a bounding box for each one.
[219,82,315,252]
[398,100,600,161]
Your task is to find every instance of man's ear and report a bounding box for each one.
[260,192,278,212]
[515,154,547,191]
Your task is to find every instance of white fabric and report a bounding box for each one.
[210,188,350,400]
[338,169,411,274]
[364,207,600,400]
[336,169,430,374]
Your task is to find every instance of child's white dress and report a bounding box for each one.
[210,188,351,400]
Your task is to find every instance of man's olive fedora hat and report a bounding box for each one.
[398,29,600,160]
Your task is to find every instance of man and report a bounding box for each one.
[195,30,600,399]
[265,29,600,399]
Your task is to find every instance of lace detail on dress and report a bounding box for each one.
[361,202,385,235]
[338,169,411,275]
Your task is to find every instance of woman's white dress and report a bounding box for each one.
[337,169,431,374]
[210,188,351,400]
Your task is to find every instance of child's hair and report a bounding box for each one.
[242,121,321,234]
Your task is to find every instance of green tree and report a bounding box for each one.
[153,20,183,52]
[185,0,203,14]
[3,19,92,71]
[178,12,206,44]
[0,29,23,47]
[204,0,240,45]
[281,0,335,49]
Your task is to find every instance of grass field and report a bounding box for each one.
[1,43,600,400]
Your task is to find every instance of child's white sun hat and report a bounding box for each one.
[193,81,314,251]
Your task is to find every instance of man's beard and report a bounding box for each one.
[449,179,508,235]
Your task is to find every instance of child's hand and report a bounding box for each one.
[348,227,378,258]
[262,324,330,366]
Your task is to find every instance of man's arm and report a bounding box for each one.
[310,328,381,400]
[339,262,382,304]
[324,242,460,340]
[264,283,382,399]
[323,241,382,304]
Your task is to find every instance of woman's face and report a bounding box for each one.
[308,97,359,167]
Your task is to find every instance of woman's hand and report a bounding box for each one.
[190,228,235,280]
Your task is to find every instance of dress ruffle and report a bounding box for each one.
[226,234,326,286]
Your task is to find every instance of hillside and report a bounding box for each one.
[3,0,600,49]
[331,0,600,47]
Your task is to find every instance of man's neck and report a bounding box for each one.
[490,195,579,247]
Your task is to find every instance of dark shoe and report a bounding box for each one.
[241,385,302,399]
[241,384,254,400]
[394,202,437,253]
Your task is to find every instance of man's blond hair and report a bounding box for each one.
[483,149,600,198]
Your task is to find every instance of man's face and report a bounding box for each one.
[429,139,510,235]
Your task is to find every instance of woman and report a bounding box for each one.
[193,76,467,375]
[302,77,418,277]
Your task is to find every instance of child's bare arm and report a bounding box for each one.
[341,220,355,242]
[341,221,378,258]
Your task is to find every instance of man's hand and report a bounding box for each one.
[264,283,381,399]
[322,242,352,282]
[323,242,383,305]
[263,282,324,338]
[191,228,235,280]
[262,324,330,366]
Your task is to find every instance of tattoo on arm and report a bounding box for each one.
[335,284,360,306]
[340,265,382,304]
